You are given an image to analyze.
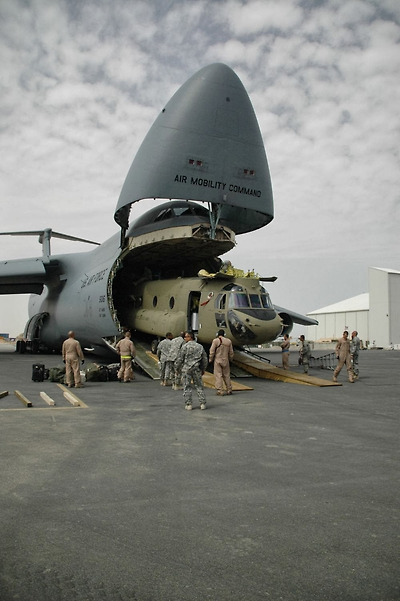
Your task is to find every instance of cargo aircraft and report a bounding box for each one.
[0,63,317,358]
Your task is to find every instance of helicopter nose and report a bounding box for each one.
[228,309,282,345]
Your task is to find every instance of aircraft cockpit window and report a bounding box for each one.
[249,294,262,308]
[169,297,175,309]
[173,207,192,217]
[261,294,272,309]
[223,283,244,292]
[153,296,158,307]
[215,293,226,310]
[229,293,250,308]
[154,208,174,222]
[173,207,193,217]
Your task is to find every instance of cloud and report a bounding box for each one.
[221,0,304,36]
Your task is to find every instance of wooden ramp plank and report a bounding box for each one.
[233,352,341,387]
[14,390,33,407]
[202,372,253,391]
[57,384,89,408]
[63,391,80,406]
[40,391,56,406]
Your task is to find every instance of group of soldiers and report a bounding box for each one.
[333,330,361,383]
[282,330,361,383]
[61,327,233,410]
[281,333,312,373]
[62,327,362,399]
[157,329,234,410]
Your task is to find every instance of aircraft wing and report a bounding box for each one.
[274,305,318,327]
[0,230,99,295]
[0,257,56,294]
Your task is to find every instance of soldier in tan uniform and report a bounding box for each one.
[209,329,234,396]
[116,330,136,383]
[333,331,354,383]
[62,331,84,388]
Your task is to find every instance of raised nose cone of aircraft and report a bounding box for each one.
[115,63,273,235]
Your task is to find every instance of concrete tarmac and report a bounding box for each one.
[0,343,399,601]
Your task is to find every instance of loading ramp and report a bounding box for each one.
[232,349,341,387]
[134,343,339,387]
[135,343,253,391]
[134,343,162,380]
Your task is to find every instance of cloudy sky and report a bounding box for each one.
[0,0,399,337]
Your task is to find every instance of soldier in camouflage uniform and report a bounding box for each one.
[350,331,361,378]
[298,335,311,374]
[157,332,173,386]
[176,331,208,410]
[169,332,185,390]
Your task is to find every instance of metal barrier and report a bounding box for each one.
[309,352,337,371]
[241,347,271,363]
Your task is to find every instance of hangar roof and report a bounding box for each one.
[308,293,369,316]
[370,267,400,274]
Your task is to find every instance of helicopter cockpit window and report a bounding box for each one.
[229,293,250,308]
[261,294,272,309]
[215,293,226,310]
[249,294,262,308]
[223,283,244,292]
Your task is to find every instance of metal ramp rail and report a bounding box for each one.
[229,347,271,378]
[240,347,271,363]
[233,349,341,387]
[309,352,337,371]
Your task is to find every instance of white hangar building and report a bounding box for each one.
[306,267,400,348]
